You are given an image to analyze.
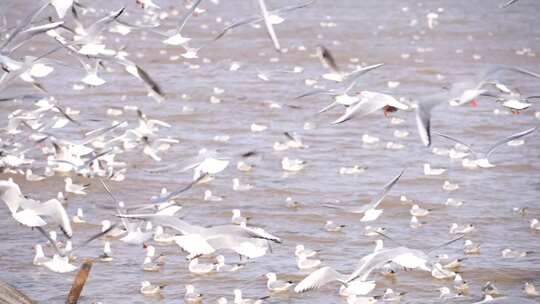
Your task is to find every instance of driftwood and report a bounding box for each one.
[0,279,35,304]
[66,259,93,304]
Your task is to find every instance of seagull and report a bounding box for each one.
[450,223,475,234]
[416,66,540,146]
[231,209,250,225]
[217,298,228,304]
[439,287,462,300]
[100,219,126,238]
[297,254,321,270]
[233,178,253,191]
[314,47,379,83]
[43,254,77,273]
[281,157,306,172]
[153,226,174,244]
[530,219,540,230]
[116,214,281,259]
[295,63,384,100]
[0,178,72,238]
[233,289,268,304]
[295,244,319,258]
[315,44,344,82]
[454,274,469,293]
[204,190,223,202]
[501,0,519,8]
[295,246,431,294]
[265,272,294,292]
[330,91,409,124]
[140,281,165,295]
[410,205,430,217]
[0,2,61,53]
[185,284,203,303]
[449,66,540,107]
[415,92,449,147]
[482,281,500,296]
[33,244,50,265]
[153,0,205,46]
[324,170,404,222]
[324,220,346,232]
[283,132,307,149]
[409,216,425,229]
[435,127,537,167]
[523,282,538,297]
[216,255,243,272]
[501,248,532,258]
[64,177,88,195]
[464,240,481,254]
[142,255,160,272]
[382,288,407,303]
[99,241,113,262]
[72,207,85,224]
[188,257,216,274]
[339,280,377,297]
[346,295,379,304]
[443,181,459,191]
[257,0,282,51]
[423,163,446,176]
[213,0,315,48]
[431,263,456,279]
[443,258,466,269]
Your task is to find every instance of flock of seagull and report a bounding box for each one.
[0,0,539,303]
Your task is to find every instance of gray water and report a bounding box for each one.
[1,0,540,303]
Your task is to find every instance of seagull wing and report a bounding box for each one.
[258,0,281,51]
[213,16,263,41]
[83,7,125,41]
[294,267,347,293]
[342,63,385,93]
[213,0,314,42]
[482,65,540,82]
[206,235,269,258]
[500,0,519,8]
[176,0,204,33]
[316,45,340,73]
[348,247,427,282]
[32,199,72,238]
[0,1,49,51]
[207,225,281,243]
[366,170,404,210]
[331,96,387,124]
[7,22,64,53]
[174,234,215,256]
[0,179,24,213]
[151,173,207,204]
[485,126,537,159]
[273,0,316,14]
[295,89,337,99]
[116,214,201,235]
[434,132,474,154]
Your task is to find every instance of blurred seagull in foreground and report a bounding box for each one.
[213,0,315,51]
[435,126,537,168]
[294,246,431,294]
[0,178,72,238]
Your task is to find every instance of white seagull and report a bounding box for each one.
[0,179,72,238]
[324,170,404,222]
[435,127,537,168]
